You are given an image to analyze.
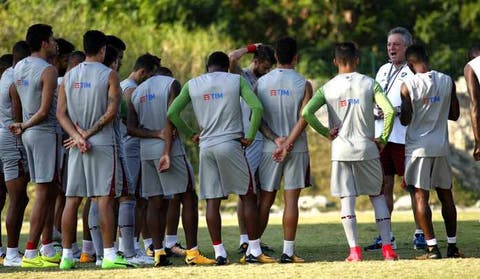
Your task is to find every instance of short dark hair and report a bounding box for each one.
[254,45,276,65]
[468,42,480,60]
[334,42,359,65]
[26,24,53,52]
[275,36,297,64]
[83,30,107,56]
[133,53,159,73]
[156,66,173,77]
[0,54,13,68]
[406,44,429,63]
[12,41,30,64]
[103,46,118,68]
[55,38,75,56]
[68,51,86,68]
[106,35,126,51]
[206,51,229,70]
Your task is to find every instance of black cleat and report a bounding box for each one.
[237,243,248,254]
[215,256,229,266]
[279,253,305,263]
[260,242,275,253]
[154,250,172,267]
[446,244,465,258]
[165,243,186,257]
[416,245,442,260]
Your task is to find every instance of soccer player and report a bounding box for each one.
[366,26,423,251]
[465,43,480,160]
[57,30,134,269]
[400,44,462,259]
[254,37,310,263]
[167,51,268,265]
[9,24,61,268]
[300,42,397,261]
[228,43,276,253]
[106,35,126,71]
[0,41,30,267]
[0,54,13,75]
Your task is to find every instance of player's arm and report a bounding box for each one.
[465,64,480,160]
[9,83,22,123]
[240,76,263,145]
[448,80,459,121]
[373,81,394,144]
[228,43,260,74]
[158,80,181,172]
[83,70,120,139]
[400,83,413,126]
[126,88,165,139]
[302,87,330,138]
[120,87,133,123]
[167,82,196,141]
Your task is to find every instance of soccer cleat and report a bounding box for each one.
[146,244,154,257]
[102,254,137,269]
[346,246,362,262]
[416,245,442,260]
[95,256,103,267]
[126,253,154,266]
[238,242,248,254]
[165,243,186,257]
[413,233,427,250]
[184,249,216,265]
[279,253,305,263]
[446,244,465,258]
[261,242,275,253]
[79,252,96,263]
[382,244,398,261]
[364,235,382,251]
[59,257,75,270]
[154,250,172,267]
[215,256,229,265]
[21,256,59,268]
[239,255,246,264]
[245,253,276,264]
[0,253,5,265]
[3,254,23,267]
[41,252,62,264]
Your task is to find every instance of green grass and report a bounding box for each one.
[1,209,480,278]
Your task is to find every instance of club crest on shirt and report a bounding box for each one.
[203,92,223,101]
[270,89,290,96]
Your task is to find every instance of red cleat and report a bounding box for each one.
[346,246,362,262]
[382,244,398,261]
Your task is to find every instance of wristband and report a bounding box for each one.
[246,44,257,53]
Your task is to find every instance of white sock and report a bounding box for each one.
[118,237,124,253]
[72,242,80,254]
[134,239,140,251]
[213,243,227,259]
[370,195,391,245]
[415,229,424,235]
[239,234,249,246]
[248,239,261,257]
[6,247,19,259]
[143,238,153,251]
[165,235,178,248]
[447,236,457,244]
[42,242,56,257]
[104,247,117,261]
[82,240,94,255]
[63,248,73,261]
[283,240,295,257]
[341,196,358,248]
[24,249,37,259]
[426,238,437,246]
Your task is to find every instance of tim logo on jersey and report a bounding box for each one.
[140,93,155,103]
[16,79,29,86]
[73,82,91,89]
[203,92,223,101]
[339,98,360,107]
[270,89,290,96]
[422,96,440,105]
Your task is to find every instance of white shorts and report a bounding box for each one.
[330,159,382,197]
[405,156,452,190]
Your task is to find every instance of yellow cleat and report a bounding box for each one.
[41,252,62,264]
[184,249,216,265]
[245,253,276,264]
[280,253,305,263]
[21,256,59,268]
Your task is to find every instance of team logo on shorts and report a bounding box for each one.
[422,96,440,105]
[270,89,290,96]
[339,98,360,107]
[73,82,92,89]
[16,79,29,86]
[203,92,223,101]
[140,93,155,103]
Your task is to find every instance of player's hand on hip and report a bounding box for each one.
[374,138,386,152]
[158,154,170,172]
[191,133,200,145]
[328,127,339,140]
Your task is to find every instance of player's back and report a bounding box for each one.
[404,70,452,157]
[0,67,14,130]
[63,61,114,145]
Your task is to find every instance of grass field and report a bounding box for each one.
[1,209,480,278]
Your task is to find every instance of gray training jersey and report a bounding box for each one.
[120,78,137,137]
[256,68,308,153]
[14,57,57,132]
[188,72,243,149]
[322,72,380,161]
[404,70,452,157]
[0,67,14,131]
[63,61,114,146]
[131,75,185,160]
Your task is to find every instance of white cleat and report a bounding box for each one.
[3,254,23,267]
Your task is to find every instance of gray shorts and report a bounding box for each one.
[22,130,59,183]
[245,139,263,174]
[259,151,310,192]
[330,159,382,197]
[199,140,254,199]
[66,145,121,197]
[405,156,452,190]
[0,132,28,181]
[122,137,141,195]
[141,155,192,198]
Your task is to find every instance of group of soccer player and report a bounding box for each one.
[0,23,476,269]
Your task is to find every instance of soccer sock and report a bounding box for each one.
[42,242,56,257]
[248,239,262,257]
[239,234,249,246]
[0,246,4,255]
[118,200,136,257]
[104,247,117,262]
[426,238,438,246]
[24,242,37,259]
[118,237,124,253]
[89,201,104,257]
[340,196,358,248]
[72,242,80,256]
[370,195,391,245]
[447,236,457,244]
[6,247,19,259]
[143,238,153,251]
[63,248,73,261]
[414,229,424,235]
[283,240,295,257]
[213,243,227,259]
[165,235,178,249]
[82,240,95,255]
[134,238,140,251]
